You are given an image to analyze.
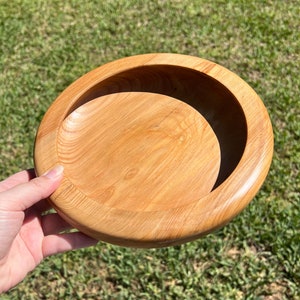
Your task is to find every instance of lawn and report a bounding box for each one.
[0,0,299,299]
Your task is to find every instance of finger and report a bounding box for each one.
[0,165,64,211]
[42,232,98,257]
[41,213,72,235]
[0,169,36,192]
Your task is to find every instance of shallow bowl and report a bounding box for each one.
[34,53,273,248]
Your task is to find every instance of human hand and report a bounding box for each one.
[0,166,98,293]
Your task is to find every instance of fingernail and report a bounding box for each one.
[43,165,64,179]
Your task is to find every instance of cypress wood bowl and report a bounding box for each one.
[34,53,273,248]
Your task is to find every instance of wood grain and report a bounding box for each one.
[57,92,220,212]
[34,53,273,248]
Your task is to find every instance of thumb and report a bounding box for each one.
[0,165,64,211]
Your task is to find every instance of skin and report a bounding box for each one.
[0,166,98,293]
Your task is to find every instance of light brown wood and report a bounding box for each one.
[34,53,273,248]
[57,92,220,212]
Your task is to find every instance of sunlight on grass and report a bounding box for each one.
[0,0,299,299]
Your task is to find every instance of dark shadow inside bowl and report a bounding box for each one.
[70,65,247,189]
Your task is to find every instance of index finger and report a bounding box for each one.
[0,166,63,211]
[0,169,36,192]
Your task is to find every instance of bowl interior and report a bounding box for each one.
[67,65,247,188]
[57,92,221,212]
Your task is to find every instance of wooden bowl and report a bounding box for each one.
[34,53,273,248]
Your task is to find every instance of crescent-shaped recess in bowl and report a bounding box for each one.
[69,64,247,188]
[34,53,273,248]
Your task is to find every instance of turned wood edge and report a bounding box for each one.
[34,53,274,248]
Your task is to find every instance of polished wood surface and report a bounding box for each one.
[34,53,273,248]
[57,92,220,212]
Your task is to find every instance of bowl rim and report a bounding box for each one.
[34,53,274,247]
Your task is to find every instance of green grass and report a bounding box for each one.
[1,0,299,298]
